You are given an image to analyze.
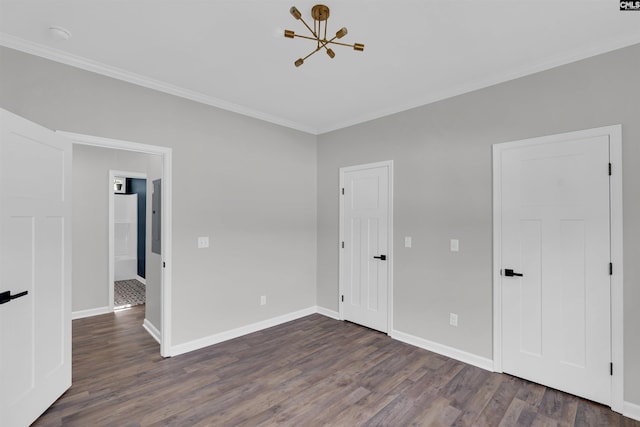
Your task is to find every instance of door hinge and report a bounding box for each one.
[163,262,166,268]
[341,187,344,195]
[341,241,344,249]
[341,295,344,302]
[610,362,613,376]
[609,262,613,275]
[608,163,612,176]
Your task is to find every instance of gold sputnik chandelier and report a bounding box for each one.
[284,4,364,67]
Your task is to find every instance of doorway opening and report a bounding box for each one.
[112,172,147,310]
[59,131,173,357]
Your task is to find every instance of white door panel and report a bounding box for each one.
[500,135,611,405]
[341,163,390,333]
[0,109,72,426]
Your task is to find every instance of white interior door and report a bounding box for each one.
[0,109,72,426]
[341,162,391,333]
[498,134,611,405]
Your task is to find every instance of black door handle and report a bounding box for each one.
[503,269,523,277]
[0,290,29,305]
[373,255,387,261]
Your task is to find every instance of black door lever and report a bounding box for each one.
[0,290,29,305]
[503,269,523,277]
[373,255,387,261]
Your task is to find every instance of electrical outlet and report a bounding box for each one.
[197,236,209,249]
[449,313,458,327]
[405,236,412,248]
[260,295,266,306]
[450,239,459,252]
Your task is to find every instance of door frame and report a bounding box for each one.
[58,131,173,358]
[492,125,623,412]
[338,160,394,334]
[108,170,147,312]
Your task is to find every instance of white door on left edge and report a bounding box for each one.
[0,109,72,426]
[341,162,391,333]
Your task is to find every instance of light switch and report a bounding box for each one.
[197,236,209,249]
[450,239,459,252]
[404,236,412,248]
[450,313,458,327]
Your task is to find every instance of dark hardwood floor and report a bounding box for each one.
[34,306,638,426]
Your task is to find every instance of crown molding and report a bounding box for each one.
[2,32,639,136]
[0,32,319,135]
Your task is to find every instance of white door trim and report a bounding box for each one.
[492,124,623,412]
[57,131,173,358]
[339,160,394,334]
[108,169,146,313]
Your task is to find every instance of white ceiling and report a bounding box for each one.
[1,1,639,134]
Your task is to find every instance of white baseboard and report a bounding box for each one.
[143,318,161,344]
[72,306,111,320]
[166,305,489,374]
[136,275,146,285]
[169,306,317,357]
[391,329,494,372]
[316,306,340,320]
[624,401,640,421]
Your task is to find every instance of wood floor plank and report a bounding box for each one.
[409,396,459,427]
[31,305,639,427]
[364,395,424,426]
[404,358,466,400]
[539,388,579,425]
[452,372,504,426]
[473,375,522,427]
[498,398,531,427]
[440,365,492,409]
[318,391,397,427]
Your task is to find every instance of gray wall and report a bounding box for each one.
[317,43,640,404]
[72,145,162,330]
[0,46,318,347]
[2,41,638,406]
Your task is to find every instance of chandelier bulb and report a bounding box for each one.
[294,58,304,67]
[284,30,295,38]
[326,48,335,59]
[354,43,364,52]
[336,27,348,39]
[290,6,302,20]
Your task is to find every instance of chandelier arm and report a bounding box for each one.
[313,39,334,56]
[325,40,359,48]
[291,34,317,42]
[318,35,339,49]
[323,19,327,41]
[298,16,318,38]
[294,34,359,51]
[302,47,321,62]
[295,34,336,54]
